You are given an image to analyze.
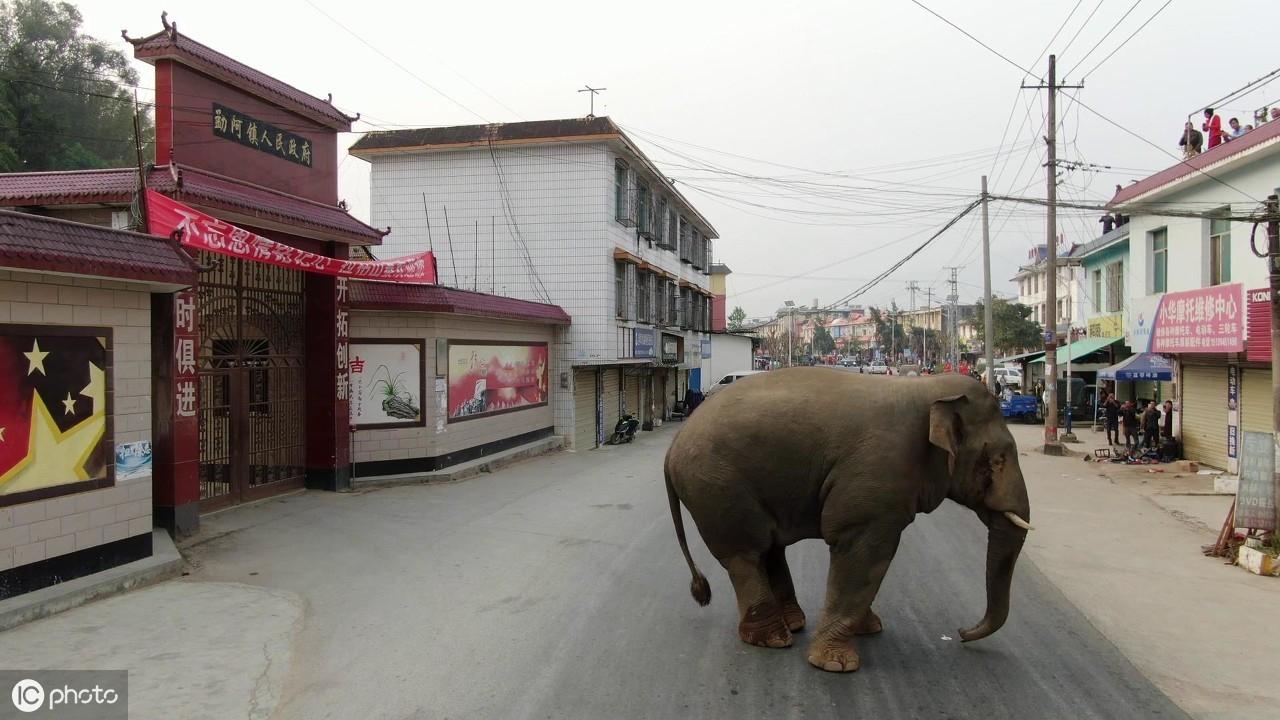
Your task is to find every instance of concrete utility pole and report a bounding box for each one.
[1023,54,1081,454]
[945,267,960,369]
[1268,194,1280,531]
[982,175,995,393]
[924,287,934,367]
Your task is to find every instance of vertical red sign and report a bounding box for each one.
[172,289,200,505]
[1247,288,1271,363]
[335,277,351,431]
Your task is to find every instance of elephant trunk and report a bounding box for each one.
[958,512,1027,642]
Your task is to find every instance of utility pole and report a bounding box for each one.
[945,267,960,369]
[906,280,920,360]
[1023,54,1082,455]
[1268,194,1280,532]
[982,175,995,393]
[924,287,934,368]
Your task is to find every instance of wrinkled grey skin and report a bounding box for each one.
[664,367,1031,672]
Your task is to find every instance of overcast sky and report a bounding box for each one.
[81,0,1280,319]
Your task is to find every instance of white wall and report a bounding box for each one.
[702,334,753,391]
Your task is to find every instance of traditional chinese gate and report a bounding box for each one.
[196,252,306,510]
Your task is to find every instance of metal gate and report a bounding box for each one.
[197,253,306,510]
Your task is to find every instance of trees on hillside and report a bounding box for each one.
[0,0,152,171]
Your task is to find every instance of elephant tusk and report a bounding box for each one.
[1003,511,1034,531]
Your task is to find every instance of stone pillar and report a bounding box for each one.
[304,247,352,491]
[151,288,200,536]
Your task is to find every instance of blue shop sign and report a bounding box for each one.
[634,327,656,359]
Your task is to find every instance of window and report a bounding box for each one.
[1209,215,1231,285]
[667,280,678,326]
[679,219,692,263]
[667,210,679,252]
[637,272,652,323]
[637,183,651,236]
[1091,270,1102,313]
[614,163,628,222]
[655,198,668,245]
[1033,274,1039,294]
[1151,228,1168,293]
[615,261,626,317]
[1105,261,1123,313]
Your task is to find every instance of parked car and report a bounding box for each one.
[866,362,889,375]
[993,367,1023,387]
[706,370,764,396]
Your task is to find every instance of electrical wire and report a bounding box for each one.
[1079,0,1173,80]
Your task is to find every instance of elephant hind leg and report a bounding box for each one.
[765,546,805,632]
[722,554,793,649]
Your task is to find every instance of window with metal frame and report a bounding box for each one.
[615,261,626,317]
[1209,214,1231,285]
[1151,228,1168,293]
[1105,261,1123,313]
[1091,269,1102,313]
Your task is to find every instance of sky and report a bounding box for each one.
[78,0,1280,320]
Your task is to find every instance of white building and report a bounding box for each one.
[1011,243,1084,333]
[350,117,716,450]
[1111,117,1280,470]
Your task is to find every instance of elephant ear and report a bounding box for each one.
[929,394,968,475]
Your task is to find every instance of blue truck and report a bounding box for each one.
[1000,394,1040,423]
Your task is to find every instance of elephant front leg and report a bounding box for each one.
[765,546,805,632]
[722,555,793,649]
[808,526,902,672]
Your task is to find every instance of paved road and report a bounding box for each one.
[190,424,1188,720]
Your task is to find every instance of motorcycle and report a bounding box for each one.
[605,413,640,445]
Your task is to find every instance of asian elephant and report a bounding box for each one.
[664,367,1033,672]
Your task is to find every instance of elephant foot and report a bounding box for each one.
[781,599,806,632]
[738,602,793,649]
[807,638,860,673]
[853,609,882,635]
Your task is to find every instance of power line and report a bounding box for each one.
[1079,0,1173,80]
[907,0,1032,74]
[1057,0,1108,60]
[1067,0,1145,75]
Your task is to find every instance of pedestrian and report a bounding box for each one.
[1179,121,1203,158]
[1203,108,1224,149]
[1161,399,1174,438]
[1121,400,1140,451]
[1141,401,1160,450]
[1103,392,1121,446]
[1100,213,1116,233]
[1227,117,1245,140]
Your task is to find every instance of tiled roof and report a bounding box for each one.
[349,282,570,325]
[1071,225,1130,259]
[125,17,354,130]
[1111,118,1280,207]
[350,117,621,153]
[0,165,386,244]
[0,209,198,286]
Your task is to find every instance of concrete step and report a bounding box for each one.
[352,436,564,489]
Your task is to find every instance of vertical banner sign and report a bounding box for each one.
[1227,365,1240,469]
[173,290,199,468]
[1238,431,1277,531]
[335,279,350,420]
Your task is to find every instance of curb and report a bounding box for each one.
[352,436,564,489]
[0,529,184,633]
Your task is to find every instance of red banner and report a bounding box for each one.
[1150,283,1244,354]
[146,190,436,284]
[1247,287,1271,362]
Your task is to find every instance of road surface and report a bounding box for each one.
[189,424,1188,720]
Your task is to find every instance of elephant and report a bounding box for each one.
[663,367,1033,672]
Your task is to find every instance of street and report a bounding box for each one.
[0,421,1194,720]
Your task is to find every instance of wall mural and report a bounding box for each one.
[349,340,425,429]
[0,326,111,505]
[447,342,549,422]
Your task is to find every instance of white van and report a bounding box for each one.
[993,367,1023,387]
[706,370,764,396]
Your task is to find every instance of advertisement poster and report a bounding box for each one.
[1227,365,1240,463]
[115,441,153,481]
[447,342,549,421]
[1237,431,1277,531]
[0,327,111,504]
[349,340,425,429]
[1149,283,1244,354]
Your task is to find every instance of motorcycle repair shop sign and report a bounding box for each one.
[349,340,425,429]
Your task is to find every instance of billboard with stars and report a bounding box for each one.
[0,326,112,506]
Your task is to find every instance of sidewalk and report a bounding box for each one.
[1009,422,1277,720]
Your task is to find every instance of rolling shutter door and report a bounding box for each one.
[624,370,641,417]
[1241,369,1272,434]
[1181,364,1228,469]
[573,368,598,451]
[601,367,622,427]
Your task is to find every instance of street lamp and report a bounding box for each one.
[784,300,795,367]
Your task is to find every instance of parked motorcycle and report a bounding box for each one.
[605,414,640,445]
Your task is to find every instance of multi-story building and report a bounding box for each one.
[1011,243,1083,331]
[1073,225,1130,340]
[1111,116,1280,471]
[350,117,717,450]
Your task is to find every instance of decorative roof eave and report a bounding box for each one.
[123,13,356,131]
[349,282,570,325]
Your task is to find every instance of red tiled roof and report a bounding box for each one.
[349,282,570,325]
[1111,119,1280,207]
[0,164,386,244]
[0,209,198,286]
[350,117,621,153]
[125,17,354,131]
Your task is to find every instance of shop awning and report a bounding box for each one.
[1098,352,1174,381]
[1029,336,1122,365]
[996,350,1046,364]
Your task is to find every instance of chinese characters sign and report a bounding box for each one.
[213,103,313,168]
[1150,284,1244,354]
[0,325,111,505]
[447,343,549,422]
[349,340,424,429]
[1237,431,1276,531]
[147,191,437,284]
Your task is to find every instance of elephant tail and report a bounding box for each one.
[665,462,711,607]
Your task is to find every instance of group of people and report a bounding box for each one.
[1180,106,1280,158]
[1101,392,1174,454]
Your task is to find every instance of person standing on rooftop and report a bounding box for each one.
[1203,108,1224,149]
